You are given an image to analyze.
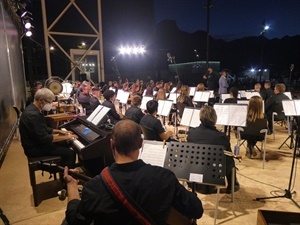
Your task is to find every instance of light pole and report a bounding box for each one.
[259,19,269,82]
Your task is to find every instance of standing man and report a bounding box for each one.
[219,70,229,102]
[64,120,203,225]
[203,67,219,95]
[261,81,274,102]
[19,88,77,168]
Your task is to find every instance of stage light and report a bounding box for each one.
[118,45,145,55]
[50,46,54,51]
[24,20,31,29]
[264,69,267,72]
[82,42,86,46]
[264,25,269,31]
[25,29,32,37]
[251,68,255,72]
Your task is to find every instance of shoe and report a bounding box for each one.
[267,130,273,135]
[252,147,257,157]
[226,183,240,194]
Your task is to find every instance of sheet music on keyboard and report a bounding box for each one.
[139,140,167,167]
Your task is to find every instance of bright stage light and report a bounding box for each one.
[24,21,31,29]
[264,25,269,31]
[50,46,54,51]
[25,30,32,37]
[118,45,145,55]
[250,68,255,72]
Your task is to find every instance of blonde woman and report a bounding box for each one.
[177,85,193,118]
[240,96,267,158]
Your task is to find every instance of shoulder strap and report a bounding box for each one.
[101,167,157,225]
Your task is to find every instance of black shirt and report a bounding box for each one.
[125,105,144,124]
[78,93,93,115]
[140,115,165,141]
[66,160,203,225]
[19,104,53,156]
[102,100,121,123]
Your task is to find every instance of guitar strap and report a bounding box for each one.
[100,167,157,225]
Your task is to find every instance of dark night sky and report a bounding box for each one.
[154,0,300,41]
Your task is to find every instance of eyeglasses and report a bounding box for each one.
[43,99,52,104]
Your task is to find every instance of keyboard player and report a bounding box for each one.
[19,88,77,168]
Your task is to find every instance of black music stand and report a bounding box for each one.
[256,127,300,209]
[164,142,227,225]
[278,116,295,149]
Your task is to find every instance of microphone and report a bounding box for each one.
[290,64,294,71]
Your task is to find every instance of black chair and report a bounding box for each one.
[272,103,287,140]
[140,126,159,141]
[27,155,63,206]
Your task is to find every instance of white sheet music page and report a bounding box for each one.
[282,100,296,116]
[245,91,260,99]
[180,107,194,126]
[168,93,178,103]
[92,106,110,125]
[119,91,130,104]
[284,92,292,100]
[87,105,103,122]
[190,109,201,128]
[116,89,124,101]
[141,96,153,110]
[157,100,165,115]
[221,94,231,103]
[189,87,196,96]
[295,100,300,115]
[228,104,247,126]
[160,100,173,117]
[170,87,177,93]
[214,104,229,125]
[139,140,166,167]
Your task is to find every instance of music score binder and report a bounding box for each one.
[86,105,111,126]
[214,103,248,127]
[157,100,173,117]
[193,91,211,102]
[180,107,201,128]
[140,96,153,110]
[282,99,300,116]
[116,90,130,104]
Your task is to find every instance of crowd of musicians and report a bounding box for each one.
[20,67,297,225]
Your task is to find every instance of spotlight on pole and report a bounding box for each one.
[25,29,32,37]
[118,45,145,55]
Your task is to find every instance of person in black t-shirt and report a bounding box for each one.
[125,95,145,124]
[64,120,203,225]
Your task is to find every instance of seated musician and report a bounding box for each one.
[102,90,124,124]
[177,85,193,119]
[240,96,267,158]
[90,86,101,112]
[140,100,173,141]
[187,105,240,193]
[78,83,93,115]
[265,83,289,135]
[124,95,145,124]
[223,87,239,103]
[64,120,203,225]
[19,88,77,168]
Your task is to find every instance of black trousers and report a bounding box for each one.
[25,142,76,168]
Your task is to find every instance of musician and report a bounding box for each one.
[260,81,274,102]
[78,84,93,115]
[240,96,267,158]
[203,67,219,95]
[196,83,205,92]
[102,90,124,124]
[218,70,229,96]
[124,95,145,124]
[187,105,239,193]
[223,87,239,103]
[177,85,193,118]
[265,83,289,135]
[26,81,43,107]
[90,87,101,111]
[140,100,173,141]
[64,120,203,225]
[19,88,77,168]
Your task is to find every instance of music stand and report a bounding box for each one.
[256,127,300,209]
[164,142,227,225]
[279,100,300,149]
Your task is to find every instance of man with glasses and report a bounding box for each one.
[19,88,77,168]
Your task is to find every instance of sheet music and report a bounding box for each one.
[168,93,178,103]
[87,105,103,122]
[209,90,214,98]
[91,106,111,125]
[140,96,153,110]
[238,100,264,112]
[193,91,210,102]
[245,91,261,99]
[189,109,201,128]
[170,87,177,93]
[282,100,300,115]
[189,87,196,96]
[214,104,247,126]
[284,92,292,100]
[221,94,231,103]
[109,87,116,92]
[139,140,166,167]
[180,107,194,126]
[142,89,147,96]
[158,100,173,116]
[117,90,130,104]
[180,107,201,128]
[239,90,246,98]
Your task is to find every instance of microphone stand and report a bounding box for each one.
[167,53,180,136]
[255,126,300,208]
